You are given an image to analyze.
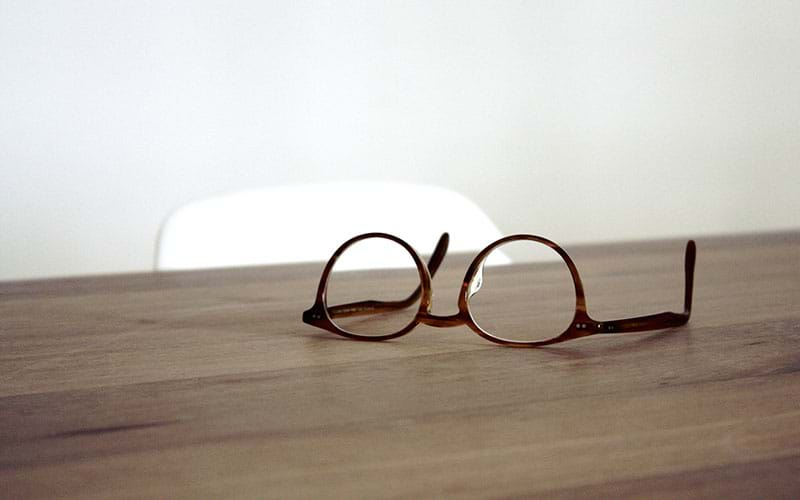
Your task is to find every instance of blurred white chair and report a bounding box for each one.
[155,181,508,271]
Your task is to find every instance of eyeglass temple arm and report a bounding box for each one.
[327,233,450,319]
[592,240,695,334]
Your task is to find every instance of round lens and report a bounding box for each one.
[467,239,576,342]
[326,236,422,337]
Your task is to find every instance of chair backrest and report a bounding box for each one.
[155,182,508,271]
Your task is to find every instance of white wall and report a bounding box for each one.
[1,0,798,281]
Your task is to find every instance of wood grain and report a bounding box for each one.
[1,231,799,498]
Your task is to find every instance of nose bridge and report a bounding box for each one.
[418,311,465,328]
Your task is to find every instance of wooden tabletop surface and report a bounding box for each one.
[1,232,799,498]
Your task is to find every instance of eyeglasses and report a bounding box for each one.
[302,232,695,347]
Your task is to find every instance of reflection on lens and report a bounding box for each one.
[467,239,575,342]
[326,237,421,336]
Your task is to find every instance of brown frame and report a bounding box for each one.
[302,232,696,347]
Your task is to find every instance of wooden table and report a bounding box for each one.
[1,232,799,498]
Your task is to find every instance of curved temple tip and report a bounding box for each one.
[684,239,696,315]
[427,232,450,277]
[685,239,696,272]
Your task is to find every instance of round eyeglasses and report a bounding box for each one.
[303,232,695,347]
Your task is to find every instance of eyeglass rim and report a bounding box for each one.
[460,234,588,345]
[314,232,433,341]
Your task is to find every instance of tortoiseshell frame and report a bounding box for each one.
[303,232,696,347]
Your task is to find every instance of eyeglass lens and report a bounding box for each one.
[467,240,576,342]
[325,237,421,336]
